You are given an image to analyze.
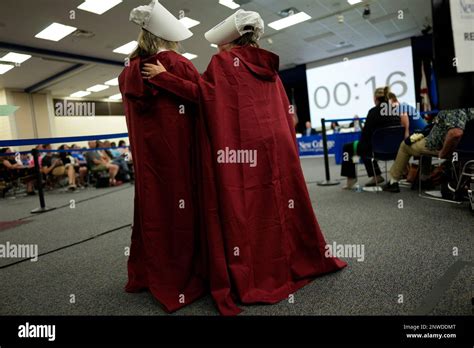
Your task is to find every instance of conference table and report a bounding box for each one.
[297,131,361,165]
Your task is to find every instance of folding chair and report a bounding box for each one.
[369,126,405,191]
[452,121,474,210]
[419,121,474,204]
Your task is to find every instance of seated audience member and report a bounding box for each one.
[341,87,401,189]
[85,141,120,186]
[388,93,427,139]
[58,145,88,187]
[70,144,87,166]
[304,121,317,137]
[0,148,36,195]
[41,144,78,191]
[28,145,44,167]
[103,140,131,182]
[118,140,132,162]
[383,108,474,193]
[109,142,122,158]
[349,116,364,131]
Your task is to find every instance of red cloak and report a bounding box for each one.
[119,51,206,313]
[150,46,347,315]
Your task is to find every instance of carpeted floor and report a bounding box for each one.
[0,157,472,316]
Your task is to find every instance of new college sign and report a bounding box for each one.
[298,135,335,157]
[297,132,361,165]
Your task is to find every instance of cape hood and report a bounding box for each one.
[228,46,280,82]
[119,51,183,98]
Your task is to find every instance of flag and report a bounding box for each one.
[420,61,431,113]
[429,61,438,109]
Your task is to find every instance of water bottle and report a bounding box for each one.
[353,183,362,193]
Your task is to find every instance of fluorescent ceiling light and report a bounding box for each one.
[182,53,198,60]
[268,12,311,30]
[87,84,109,92]
[105,77,119,86]
[70,91,91,98]
[219,0,240,10]
[0,64,15,75]
[347,0,363,4]
[0,52,32,64]
[108,93,122,100]
[210,44,218,48]
[78,0,122,15]
[35,22,77,41]
[113,41,137,55]
[179,17,200,29]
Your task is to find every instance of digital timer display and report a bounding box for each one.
[306,46,417,126]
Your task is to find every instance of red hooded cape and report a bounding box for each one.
[119,51,206,313]
[150,46,347,315]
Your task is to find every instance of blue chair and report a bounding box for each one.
[370,126,406,187]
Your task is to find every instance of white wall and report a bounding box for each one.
[52,116,129,148]
[1,89,129,150]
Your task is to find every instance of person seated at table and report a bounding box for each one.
[349,116,364,131]
[0,148,36,195]
[331,121,341,133]
[304,121,317,136]
[41,144,78,191]
[388,93,427,139]
[341,87,401,189]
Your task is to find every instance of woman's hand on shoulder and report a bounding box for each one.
[142,60,167,80]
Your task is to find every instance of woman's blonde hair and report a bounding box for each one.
[130,29,179,59]
[374,86,391,104]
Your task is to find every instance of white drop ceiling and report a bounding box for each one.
[0,0,432,98]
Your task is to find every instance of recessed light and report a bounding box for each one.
[0,64,14,75]
[108,93,122,100]
[35,22,77,42]
[268,12,312,30]
[78,0,122,15]
[105,78,119,86]
[182,53,198,60]
[0,52,32,64]
[179,17,200,29]
[219,0,240,10]
[347,0,363,5]
[87,84,109,92]
[70,91,91,98]
[113,41,138,55]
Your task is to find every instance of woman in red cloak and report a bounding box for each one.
[118,0,206,313]
[143,9,347,316]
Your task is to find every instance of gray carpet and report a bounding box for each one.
[0,157,472,316]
